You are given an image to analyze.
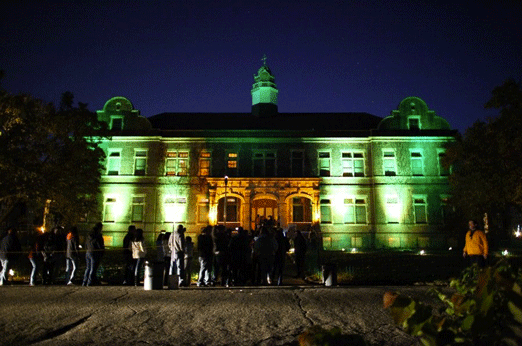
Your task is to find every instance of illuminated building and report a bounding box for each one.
[91,59,456,250]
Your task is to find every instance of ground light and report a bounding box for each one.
[9,270,14,276]
[503,249,509,256]
[351,248,357,253]
[419,250,426,255]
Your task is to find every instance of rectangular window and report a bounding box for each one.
[413,197,427,224]
[110,116,123,131]
[252,150,277,177]
[440,196,453,225]
[107,151,121,175]
[165,151,189,176]
[164,196,187,223]
[438,151,450,176]
[131,196,145,222]
[408,117,420,130]
[383,150,396,176]
[226,152,238,177]
[292,197,312,223]
[411,151,423,176]
[134,150,147,176]
[342,152,365,177]
[320,199,332,224]
[199,151,211,176]
[386,196,400,224]
[197,200,209,224]
[103,197,117,222]
[344,198,367,224]
[291,150,304,177]
[318,151,330,177]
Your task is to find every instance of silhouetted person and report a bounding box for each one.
[184,236,194,286]
[253,227,278,285]
[229,227,250,286]
[273,228,290,286]
[197,226,213,287]
[82,222,104,286]
[294,230,307,279]
[122,225,136,285]
[0,228,21,285]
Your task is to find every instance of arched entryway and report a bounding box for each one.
[251,198,278,229]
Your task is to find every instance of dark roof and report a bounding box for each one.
[147,112,383,136]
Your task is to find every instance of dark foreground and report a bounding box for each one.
[0,284,447,346]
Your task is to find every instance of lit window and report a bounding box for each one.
[344,198,367,224]
[226,152,238,176]
[253,150,277,177]
[134,150,147,176]
[199,151,211,176]
[166,151,189,176]
[386,196,400,224]
[411,151,423,176]
[131,196,145,222]
[164,196,187,223]
[383,150,396,176]
[107,150,121,175]
[413,197,427,224]
[320,199,332,224]
[318,151,330,177]
[342,152,365,177]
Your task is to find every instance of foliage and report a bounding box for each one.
[445,79,522,231]
[0,81,108,226]
[384,260,522,345]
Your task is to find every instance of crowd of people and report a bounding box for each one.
[0,220,318,287]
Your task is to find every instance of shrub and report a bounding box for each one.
[384,260,522,345]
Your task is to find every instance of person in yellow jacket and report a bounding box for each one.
[463,220,488,268]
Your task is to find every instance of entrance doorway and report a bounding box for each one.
[251,199,278,229]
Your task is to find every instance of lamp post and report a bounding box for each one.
[224,176,228,230]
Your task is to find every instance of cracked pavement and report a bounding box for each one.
[0,285,438,345]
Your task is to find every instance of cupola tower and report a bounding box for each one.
[251,55,278,116]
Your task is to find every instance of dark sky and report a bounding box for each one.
[1,1,521,133]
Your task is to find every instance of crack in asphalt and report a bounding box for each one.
[293,290,314,326]
[28,314,92,345]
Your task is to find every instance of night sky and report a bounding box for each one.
[1,1,521,133]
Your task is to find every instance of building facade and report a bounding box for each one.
[89,61,456,250]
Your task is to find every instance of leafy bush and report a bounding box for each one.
[384,260,522,345]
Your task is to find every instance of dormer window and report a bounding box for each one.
[408,117,420,130]
[110,116,123,131]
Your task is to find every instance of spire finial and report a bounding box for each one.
[261,54,267,65]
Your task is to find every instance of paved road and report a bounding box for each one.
[0,284,440,345]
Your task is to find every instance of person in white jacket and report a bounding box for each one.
[131,228,147,286]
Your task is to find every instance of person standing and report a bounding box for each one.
[122,225,136,285]
[131,228,147,286]
[253,227,278,285]
[463,219,488,268]
[197,226,213,287]
[0,228,21,286]
[82,222,104,286]
[184,236,194,286]
[294,230,307,279]
[272,228,290,286]
[169,224,186,286]
[65,227,80,285]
